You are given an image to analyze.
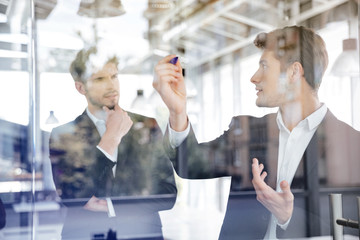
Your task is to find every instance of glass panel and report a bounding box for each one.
[220,63,233,131]
[0,0,359,239]
[155,0,360,239]
[0,0,34,238]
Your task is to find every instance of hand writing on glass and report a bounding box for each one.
[153,55,188,132]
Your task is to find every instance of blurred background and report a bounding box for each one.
[0,0,359,239]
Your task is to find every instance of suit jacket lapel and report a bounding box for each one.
[78,111,117,192]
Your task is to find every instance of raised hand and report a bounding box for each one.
[153,55,188,131]
[98,104,133,155]
[251,158,294,224]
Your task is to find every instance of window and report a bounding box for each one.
[0,1,359,239]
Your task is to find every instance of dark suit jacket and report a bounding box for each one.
[167,109,360,239]
[50,110,176,239]
[0,198,5,230]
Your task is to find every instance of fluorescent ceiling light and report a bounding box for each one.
[0,33,29,44]
[0,49,27,58]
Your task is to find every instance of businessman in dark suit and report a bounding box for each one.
[153,25,360,239]
[49,46,176,239]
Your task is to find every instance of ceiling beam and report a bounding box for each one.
[178,39,214,52]
[163,0,247,42]
[244,0,278,15]
[217,17,247,30]
[190,33,256,68]
[290,0,348,23]
[148,0,197,31]
[202,25,244,41]
[222,12,274,31]
[188,0,350,68]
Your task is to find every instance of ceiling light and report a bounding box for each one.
[45,111,59,125]
[331,38,359,77]
[77,0,125,18]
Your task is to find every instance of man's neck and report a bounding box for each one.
[87,105,106,120]
[279,95,320,131]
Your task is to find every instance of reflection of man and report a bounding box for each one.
[153,25,360,239]
[50,47,176,238]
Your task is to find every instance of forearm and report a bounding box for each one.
[169,109,188,132]
[97,133,120,156]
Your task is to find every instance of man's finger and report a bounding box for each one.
[251,158,269,190]
[113,104,122,112]
[162,76,181,85]
[155,63,179,72]
[175,57,183,73]
[280,180,291,195]
[158,55,177,64]
[259,163,264,172]
[157,69,182,79]
[251,158,261,176]
[251,160,262,188]
[260,171,267,181]
[103,106,110,112]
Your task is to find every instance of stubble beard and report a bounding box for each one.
[102,98,117,110]
[106,103,116,110]
[88,97,117,112]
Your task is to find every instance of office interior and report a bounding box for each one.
[0,0,359,239]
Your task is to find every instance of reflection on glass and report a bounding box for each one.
[0,0,359,239]
[45,111,59,125]
[49,45,176,239]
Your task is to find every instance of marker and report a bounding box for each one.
[169,56,178,65]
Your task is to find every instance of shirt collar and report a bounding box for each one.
[86,108,105,125]
[276,103,328,131]
[306,103,327,130]
[276,111,287,132]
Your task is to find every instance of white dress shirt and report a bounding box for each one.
[169,104,328,239]
[168,121,191,148]
[265,103,327,239]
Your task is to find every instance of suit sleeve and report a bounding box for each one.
[164,123,231,179]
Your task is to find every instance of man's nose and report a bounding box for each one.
[105,76,116,86]
[250,70,260,84]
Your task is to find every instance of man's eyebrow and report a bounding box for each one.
[92,74,104,79]
[259,59,267,65]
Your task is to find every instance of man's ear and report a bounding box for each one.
[290,62,304,82]
[75,81,86,95]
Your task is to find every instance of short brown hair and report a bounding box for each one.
[69,46,119,83]
[254,25,328,90]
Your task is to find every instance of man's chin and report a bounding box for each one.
[103,100,117,110]
[106,104,115,110]
[255,100,264,107]
[256,100,269,108]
